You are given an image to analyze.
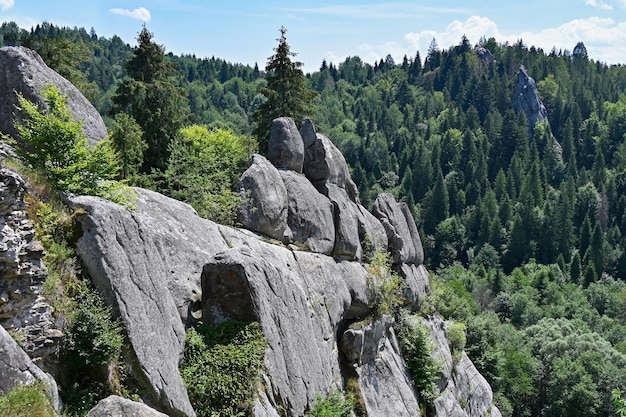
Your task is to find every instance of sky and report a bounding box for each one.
[1,0,626,73]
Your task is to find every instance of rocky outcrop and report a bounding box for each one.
[86,395,169,417]
[70,188,237,417]
[0,46,107,145]
[68,117,499,417]
[373,193,424,265]
[512,66,548,138]
[268,117,305,173]
[0,166,62,373]
[239,118,386,261]
[423,316,502,417]
[0,324,60,412]
[341,317,421,416]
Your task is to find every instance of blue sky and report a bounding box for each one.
[1,0,625,72]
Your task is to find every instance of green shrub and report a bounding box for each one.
[307,391,354,417]
[447,321,466,356]
[396,315,439,411]
[366,250,402,317]
[180,321,267,417]
[0,383,55,417]
[9,85,131,204]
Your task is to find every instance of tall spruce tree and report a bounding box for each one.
[253,26,317,153]
[112,26,189,172]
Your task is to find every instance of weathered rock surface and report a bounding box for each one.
[86,395,169,417]
[398,263,431,307]
[423,316,502,417]
[70,189,234,417]
[0,167,62,373]
[0,324,60,412]
[301,118,359,202]
[267,117,305,173]
[281,170,335,254]
[372,193,424,265]
[512,66,548,138]
[0,46,107,145]
[341,317,421,417]
[237,154,291,242]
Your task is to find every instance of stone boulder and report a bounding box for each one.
[0,325,60,412]
[301,118,359,202]
[512,66,548,139]
[71,189,234,417]
[237,154,291,242]
[86,395,169,417]
[341,317,420,417]
[422,316,502,417]
[267,117,304,173]
[280,170,335,255]
[372,193,424,265]
[0,46,107,145]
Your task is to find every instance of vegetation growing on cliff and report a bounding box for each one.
[4,21,626,416]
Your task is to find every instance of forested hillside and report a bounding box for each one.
[3,21,626,417]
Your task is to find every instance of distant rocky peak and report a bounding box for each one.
[512,65,549,138]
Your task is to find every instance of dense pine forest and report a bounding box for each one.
[4,21,626,417]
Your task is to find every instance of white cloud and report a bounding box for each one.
[0,0,14,11]
[358,15,626,67]
[585,0,613,10]
[110,7,151,22]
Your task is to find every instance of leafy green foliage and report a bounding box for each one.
[446,321,466,356]
[164,125,254,225]
[396,315,439,412]
[252,26,317,153]
[366,250,402,317]
[0,383,55,417]
[63,281,123,369]
[180,321,267,417]
[307,391,354,417]
[9,85,130,203]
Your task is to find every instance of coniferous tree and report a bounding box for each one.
[253,26,317,153]
[112,26,189,172]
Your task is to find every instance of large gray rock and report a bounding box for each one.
[86,395,169,417]
[398,263,431,307]
[237,154,290,242]
[422,316,502,417]
[267,117,304,173]
[280,170,335,255]
[301,118,359,202]
[341,317,421,417]
[512,66,548,139]
[0,46,107,145]
[0,325,60,412]
[71,189,233,417]
[372,193,424,265]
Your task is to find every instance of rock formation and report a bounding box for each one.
[0,164,63,373]
[0,46,107,145]
[512,65,549,139]
[86,395,168,417]
[0,324,60,412]
[66,117,499,417]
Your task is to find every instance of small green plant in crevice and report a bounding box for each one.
[180,320,267,417]
[447,321,466,360]
[306,390,354,417]
[396,314,440,416]
[0,382,56,417]
[366,249,403,318]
